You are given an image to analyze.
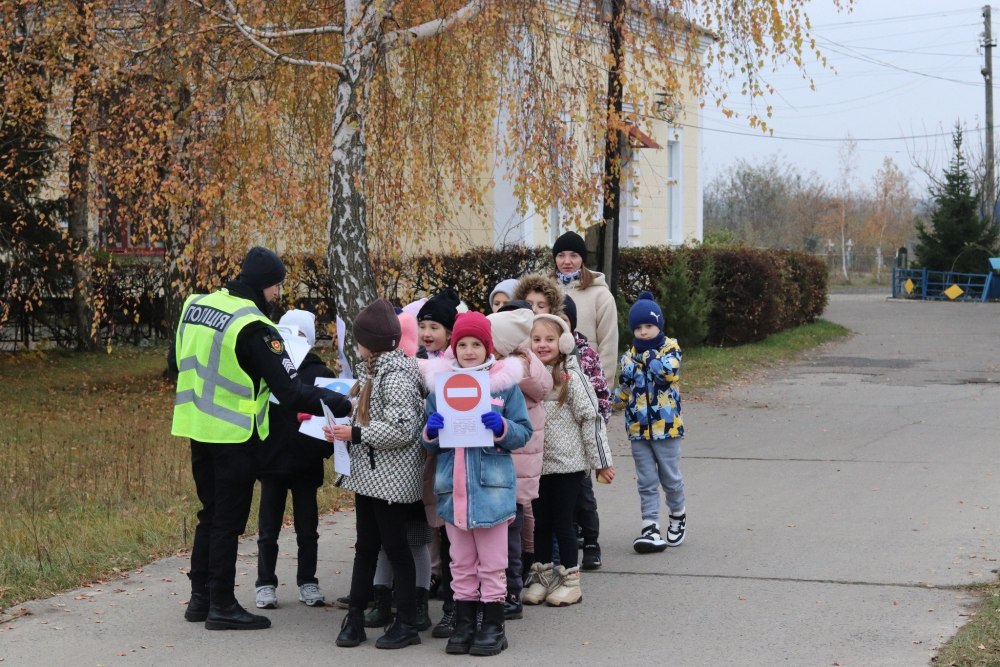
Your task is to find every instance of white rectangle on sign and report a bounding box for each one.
[435,370,492,449]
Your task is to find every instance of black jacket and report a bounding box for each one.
[168,279,351,447]
[258,351,337,485]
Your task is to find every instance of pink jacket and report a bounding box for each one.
[509,349,552,504]
[419,348,454,527]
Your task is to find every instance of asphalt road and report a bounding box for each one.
[3,292,999,666]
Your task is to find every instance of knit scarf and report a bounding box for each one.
[557,270,580,285]
[633,332,666,354]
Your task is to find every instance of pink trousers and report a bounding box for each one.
[445,520,511,603]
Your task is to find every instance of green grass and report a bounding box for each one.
[681,318,850,396]
[933,584,1000,666]
[0,319,850,612]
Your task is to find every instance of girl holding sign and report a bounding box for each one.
[421,312,533,657]
[324,299,426,651]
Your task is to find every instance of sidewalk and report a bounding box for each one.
[3,293,999,666]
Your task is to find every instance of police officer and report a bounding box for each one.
[169,246,352,630]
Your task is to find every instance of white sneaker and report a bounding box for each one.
[632,524,668,554]
[298,582,326,607]
[666,513,687,546]
[255,585,278,609]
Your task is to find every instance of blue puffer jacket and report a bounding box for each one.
[421,356,533,530]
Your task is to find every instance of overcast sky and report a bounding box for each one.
[698,1,991,197]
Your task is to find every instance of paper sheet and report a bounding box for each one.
[319,401,351,476]
[435,370,493,448]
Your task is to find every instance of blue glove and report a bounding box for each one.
[481,411,504,437]
[426,412,445,439]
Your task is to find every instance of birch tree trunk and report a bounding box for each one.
[68,0,96,351]
[328,10,379,370]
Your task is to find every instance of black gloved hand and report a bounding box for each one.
[323,392,352,418]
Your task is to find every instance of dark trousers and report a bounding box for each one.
[255,474,320,588]
[189,440,258,607]
[349,494,416,621]
[506,503,525,595]
[532,471,585,569]
[574,473,600,544]
[439,525,453,603]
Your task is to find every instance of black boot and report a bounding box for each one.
[184,589,209,623]
[445,600,478,654]
[503,591,523,620]
[364,585,394,628]
[470,601,507,656]
[432,599,456,638]
[336,608,367,647]
[375,617,421,649]
[204,601,271,630]
[414,587,432,631]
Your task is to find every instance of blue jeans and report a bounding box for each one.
[630,438,685,524]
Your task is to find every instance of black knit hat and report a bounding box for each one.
[417,288,461,330]
[562,294,578,332]
[551,231,587,258]
[354,299,401,353]
[498,299,532,313]
[239,247,286,290]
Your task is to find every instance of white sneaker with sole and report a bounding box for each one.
[666,513,687,546]
[633,523,668,554]
[298,582,326,607]
[255,585,278,609]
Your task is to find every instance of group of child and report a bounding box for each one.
[252,234,687,657]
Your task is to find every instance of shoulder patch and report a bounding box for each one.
[265,334,285,355]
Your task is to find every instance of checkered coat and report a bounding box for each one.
[339,349,425,503]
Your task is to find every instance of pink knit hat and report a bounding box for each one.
[397,311,418,358]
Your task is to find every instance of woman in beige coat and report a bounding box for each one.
[550,231,619,385]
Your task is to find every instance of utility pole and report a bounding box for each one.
[599,0,624,296]
[983,5,995,225]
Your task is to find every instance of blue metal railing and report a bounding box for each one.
[891,267,996,302]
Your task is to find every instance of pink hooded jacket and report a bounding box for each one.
[508,348,551,504]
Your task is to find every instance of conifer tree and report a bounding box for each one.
[915,128,999,273]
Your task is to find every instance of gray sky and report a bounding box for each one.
[699,1,990,197]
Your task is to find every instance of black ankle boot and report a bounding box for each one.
[470,601,507,656]
[336,608,367,647]
[184,590,209,622]
[432,599,456,638]
[414,587,431,631]
[364,585,393,628]
[503,591,523,620]
[445,600,478,654]
[375,618,421,649]
[204,601,271,630]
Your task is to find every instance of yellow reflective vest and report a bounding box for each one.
[171,289,273,443]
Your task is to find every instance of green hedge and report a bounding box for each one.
[619,246,827,346]
[392,244,828,348]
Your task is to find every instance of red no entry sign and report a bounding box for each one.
[443,373,482,412]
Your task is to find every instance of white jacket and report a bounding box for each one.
[539,355,612,475]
